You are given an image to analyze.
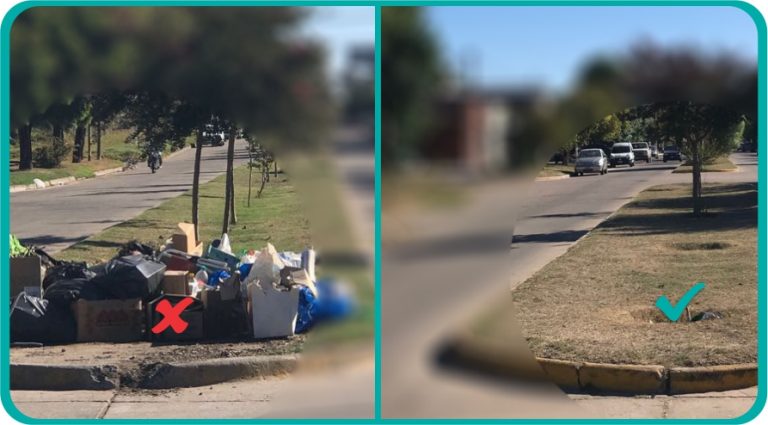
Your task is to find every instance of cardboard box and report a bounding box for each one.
[171,222,203,256]
[248,283,298,339]
[10,256,44,298]
[161,270,189,295]
[74,299,143,343]
[147,295,204,342]
[202,289,249,339]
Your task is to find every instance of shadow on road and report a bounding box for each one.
[527,211,613,219]
[607,165,678,173]
[512,230,589,244]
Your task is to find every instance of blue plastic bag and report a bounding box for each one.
[207,270,231,287]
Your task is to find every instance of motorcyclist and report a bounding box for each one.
[147,149,163,170]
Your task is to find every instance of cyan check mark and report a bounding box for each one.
[655,282,706,322]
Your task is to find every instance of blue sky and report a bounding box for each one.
[425,6,758,91]
[302,6,375,78]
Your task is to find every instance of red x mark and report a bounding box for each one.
[151,298,194,334]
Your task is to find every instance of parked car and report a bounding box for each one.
[631,142,652,163]
[610,142,635,167]
[663,145,682,162]
[574,148,608,176]
[582,143,612,159]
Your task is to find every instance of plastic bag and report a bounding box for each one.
[244,243,284,287]
[89,254,166,299]
[11,294,77,343]
[44,278,108,307]
[43,262,95,290]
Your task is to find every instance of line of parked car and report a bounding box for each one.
[566,142,683,176]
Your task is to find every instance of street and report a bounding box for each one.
[8,127,375,419]
[10,142,251,253]
[381,153,757,418]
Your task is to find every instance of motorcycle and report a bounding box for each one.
[147,152,162,174]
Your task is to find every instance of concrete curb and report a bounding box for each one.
[445,333,756,395]
[11,364,119,391]
[10,352,297,391]
[535,174,571,182]
[9,147,191,193]
[139,354,298,389]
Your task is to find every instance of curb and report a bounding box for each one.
[139,354,298,389]
[11,364,119,391]
[10,147,191,193]
[444,333,756,395]
[535,174,571,182]
[10,352,296,391]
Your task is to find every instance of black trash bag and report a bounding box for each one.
[118,240,158,259]
[10,293,77,344]
[43,262,96,290]
[90,254,166,299]
[44,278,108,307]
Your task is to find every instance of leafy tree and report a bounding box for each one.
[381,7,442,167]
[657,102,745,215]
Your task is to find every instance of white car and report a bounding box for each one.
[610,143,635,167]
[631,142,652,163]
[574,148,608,176]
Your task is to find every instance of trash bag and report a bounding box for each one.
[118,240,157,258]
[314,278,356,321]
[89,254,166,299]
[207,270,231,287]
[44,279,108,307]
[42,262,96,290]
[238,263,253,281]
[11,294,77,344]
[295,285,318,333]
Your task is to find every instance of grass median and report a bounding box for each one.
[473,182,756,367]
[673,156,737,173]
[57,163,373,349]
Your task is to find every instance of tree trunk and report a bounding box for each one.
[52,125,65,147]
[692,143,703,216]
[229,175,237,225]
[273,161,278,178]
[192,130,204,243]
[87,125,91,161]
[258,167,267,198]
[72,125,86,163]
[221,130,236,234]
[247,152,253,207]
[96,122,102,160]
[18,124,33,170]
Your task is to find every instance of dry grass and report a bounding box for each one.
[538,164,574,177]
[479,182,756,367]
[673,156,737,173]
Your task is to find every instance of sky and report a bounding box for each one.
[426,6,758,91]
[301,6,375,79]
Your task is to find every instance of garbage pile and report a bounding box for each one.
[9,224,355,345]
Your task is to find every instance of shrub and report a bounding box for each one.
[32,143,71,168]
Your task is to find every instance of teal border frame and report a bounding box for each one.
[1,1,765,423]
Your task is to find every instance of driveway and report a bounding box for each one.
[10,141,250,253]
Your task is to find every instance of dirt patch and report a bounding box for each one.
[671,241,732,251]
[478,183,757,367]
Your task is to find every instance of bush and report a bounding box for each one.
[32,143,71,168]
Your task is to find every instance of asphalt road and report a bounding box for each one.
[381,153,757,418]
[10,141,250,253]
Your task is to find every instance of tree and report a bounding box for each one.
[381,7,442,167]
[657,102,745,215]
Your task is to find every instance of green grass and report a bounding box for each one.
[472,182,757,367]
[57,162,373,348]
[10,159,123,186]
[10,127,191,186]
[673,156,737,173]
[538,163,573,178]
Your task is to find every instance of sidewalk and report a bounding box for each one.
[571,387,758,419]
